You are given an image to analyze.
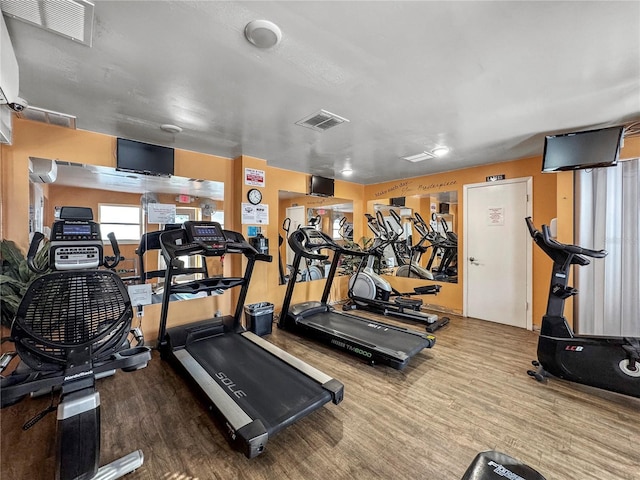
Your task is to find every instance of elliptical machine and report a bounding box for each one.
[0,206,152,479]
[525,217,640,398]
[344,211,450,333]
[391,210,436,281]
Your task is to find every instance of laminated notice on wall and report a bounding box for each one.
[487,206,505,226]
[244,168,265,187]
[147,203,176,224]
[241,203,269,224]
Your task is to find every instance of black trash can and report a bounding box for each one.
[244,302,274,336]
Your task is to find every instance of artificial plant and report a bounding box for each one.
[0,239,50,328]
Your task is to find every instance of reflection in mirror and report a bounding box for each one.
[278,190,353,285]
[41,163,225,302]
[370,191,458,284]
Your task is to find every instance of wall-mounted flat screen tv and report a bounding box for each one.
[542,126,624,173]
[309,175,334,197]
[116,138,174,177]
[390,197,406,207]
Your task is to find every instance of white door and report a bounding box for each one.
[285,205,306,266]
[463,177,532,329]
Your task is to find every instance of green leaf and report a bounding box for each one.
[0,240,26,268]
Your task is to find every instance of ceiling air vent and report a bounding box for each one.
[0,0,94,46]
[402,151,437,163]
[18,106,76,129]
[295,109,349,132]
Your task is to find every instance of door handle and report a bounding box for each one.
[469,257,479,264]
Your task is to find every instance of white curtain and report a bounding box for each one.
[574,158,640,336]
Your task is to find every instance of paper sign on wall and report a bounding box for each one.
[241,203,269,224]
[147,203,176,224]
[488,206,505,226]
[245,168,265,187]
[127,283,152,306]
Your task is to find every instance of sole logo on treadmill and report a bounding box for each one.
[215,371,247,399]
[331,339,373,358]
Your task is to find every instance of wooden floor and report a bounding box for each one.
[2,311,639,480]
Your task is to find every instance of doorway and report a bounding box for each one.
[463,177,532,329]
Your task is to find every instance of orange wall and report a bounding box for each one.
[3,118,639,334]
[364,157,556,324]
[1,119,235,341]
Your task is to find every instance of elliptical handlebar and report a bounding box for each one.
[282,217,291,235]
[103,232,122,269]
[26,232,47,274]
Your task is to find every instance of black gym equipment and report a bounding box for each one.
[462,451,546,480]
[525,217,640,398]
[0,206,151,480]
[280,225,436,370]
[344,211,449,333]
[156,221,343,458]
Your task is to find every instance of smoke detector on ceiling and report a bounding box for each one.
[244,20,282,48]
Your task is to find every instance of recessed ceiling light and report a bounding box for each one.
[160,124,182,134]
[341,168,353,176]
[244,20,282,48]
[432,146,450,157]
[402,151,434,163]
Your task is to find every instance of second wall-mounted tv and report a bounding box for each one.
[309,175,335,197]
[542,126,624,173]
[116,138,175,177]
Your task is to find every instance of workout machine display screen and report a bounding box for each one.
[184,221,227,244]
[194,226,221,237]
[63,224,92,236]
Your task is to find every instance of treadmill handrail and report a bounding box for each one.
[288,226,367,258]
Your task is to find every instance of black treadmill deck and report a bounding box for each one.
[290,307,435,369]
[164,323,340,457]
[185,333,333,433]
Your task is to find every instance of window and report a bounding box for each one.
[574,158,640,336]
[98,204,141,242]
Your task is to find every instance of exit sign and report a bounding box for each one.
[486,174,506,182]
[177,194,192,203]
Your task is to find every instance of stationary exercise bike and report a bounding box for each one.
[525,217,640,398]
[344,211,450,333]
[0,206,152,479]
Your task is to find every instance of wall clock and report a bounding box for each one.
[247,188,263,205]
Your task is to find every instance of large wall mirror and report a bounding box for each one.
[278,190,353,285]
[30,161,224,304]
[368,191,458,284]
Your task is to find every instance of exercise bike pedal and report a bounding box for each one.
[531,360,540,367]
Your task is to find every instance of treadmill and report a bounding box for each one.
[280,226,436,370]
[157,221,343,458]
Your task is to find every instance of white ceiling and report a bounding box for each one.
[4,1,640,185]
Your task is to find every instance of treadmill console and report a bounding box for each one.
[299,226,335,249]
[49,210,103,270]
[181,221,227,256]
